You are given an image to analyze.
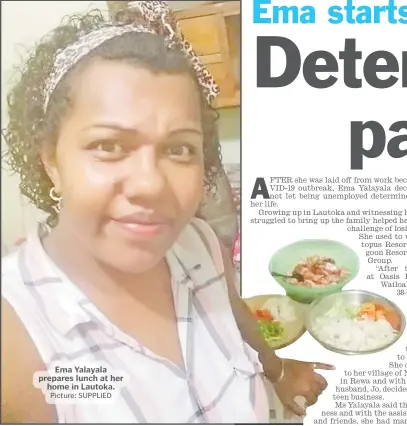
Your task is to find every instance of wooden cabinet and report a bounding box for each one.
[107,1,129,15]
[107,1,240,108]
[174,2,240,108]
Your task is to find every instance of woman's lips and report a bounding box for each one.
[112,216,171,240]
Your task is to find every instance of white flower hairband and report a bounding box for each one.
[43,0,220,112]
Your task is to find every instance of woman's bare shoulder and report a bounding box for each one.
[1,298,57,423]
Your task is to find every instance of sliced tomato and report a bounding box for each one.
[254,309,273,321]
[358,302,376,319]
[384,311,401,331]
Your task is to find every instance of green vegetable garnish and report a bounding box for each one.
[258,319,284,342]
[325,300,359,319]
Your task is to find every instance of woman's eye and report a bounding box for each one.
[95,141,124,154]
[167,145,195,161]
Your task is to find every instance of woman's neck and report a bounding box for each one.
[42,221,170,300]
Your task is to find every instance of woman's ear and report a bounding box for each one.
[40,148,61,194]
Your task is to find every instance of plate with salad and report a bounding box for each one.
[244,294,306,349]
[307,290,405,355]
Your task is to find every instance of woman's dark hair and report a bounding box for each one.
[2,9,221,226]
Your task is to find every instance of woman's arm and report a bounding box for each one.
[218,243,284,380]
[218,241,334,416]
[1,298,57,423]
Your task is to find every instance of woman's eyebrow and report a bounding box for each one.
[81,123,203,136]
[81,123,139,132]
[168,128,203,137]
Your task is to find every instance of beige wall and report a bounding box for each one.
[1,0,240,251]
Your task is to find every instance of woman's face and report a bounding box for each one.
[45,59,205,273]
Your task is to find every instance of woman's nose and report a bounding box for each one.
[122,147,166,200]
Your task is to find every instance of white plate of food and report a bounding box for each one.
[244,294,306,349]
[306,290,405,355]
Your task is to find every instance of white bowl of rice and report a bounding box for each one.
[306,290,405,355]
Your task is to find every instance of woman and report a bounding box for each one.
[1,2,333,423]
